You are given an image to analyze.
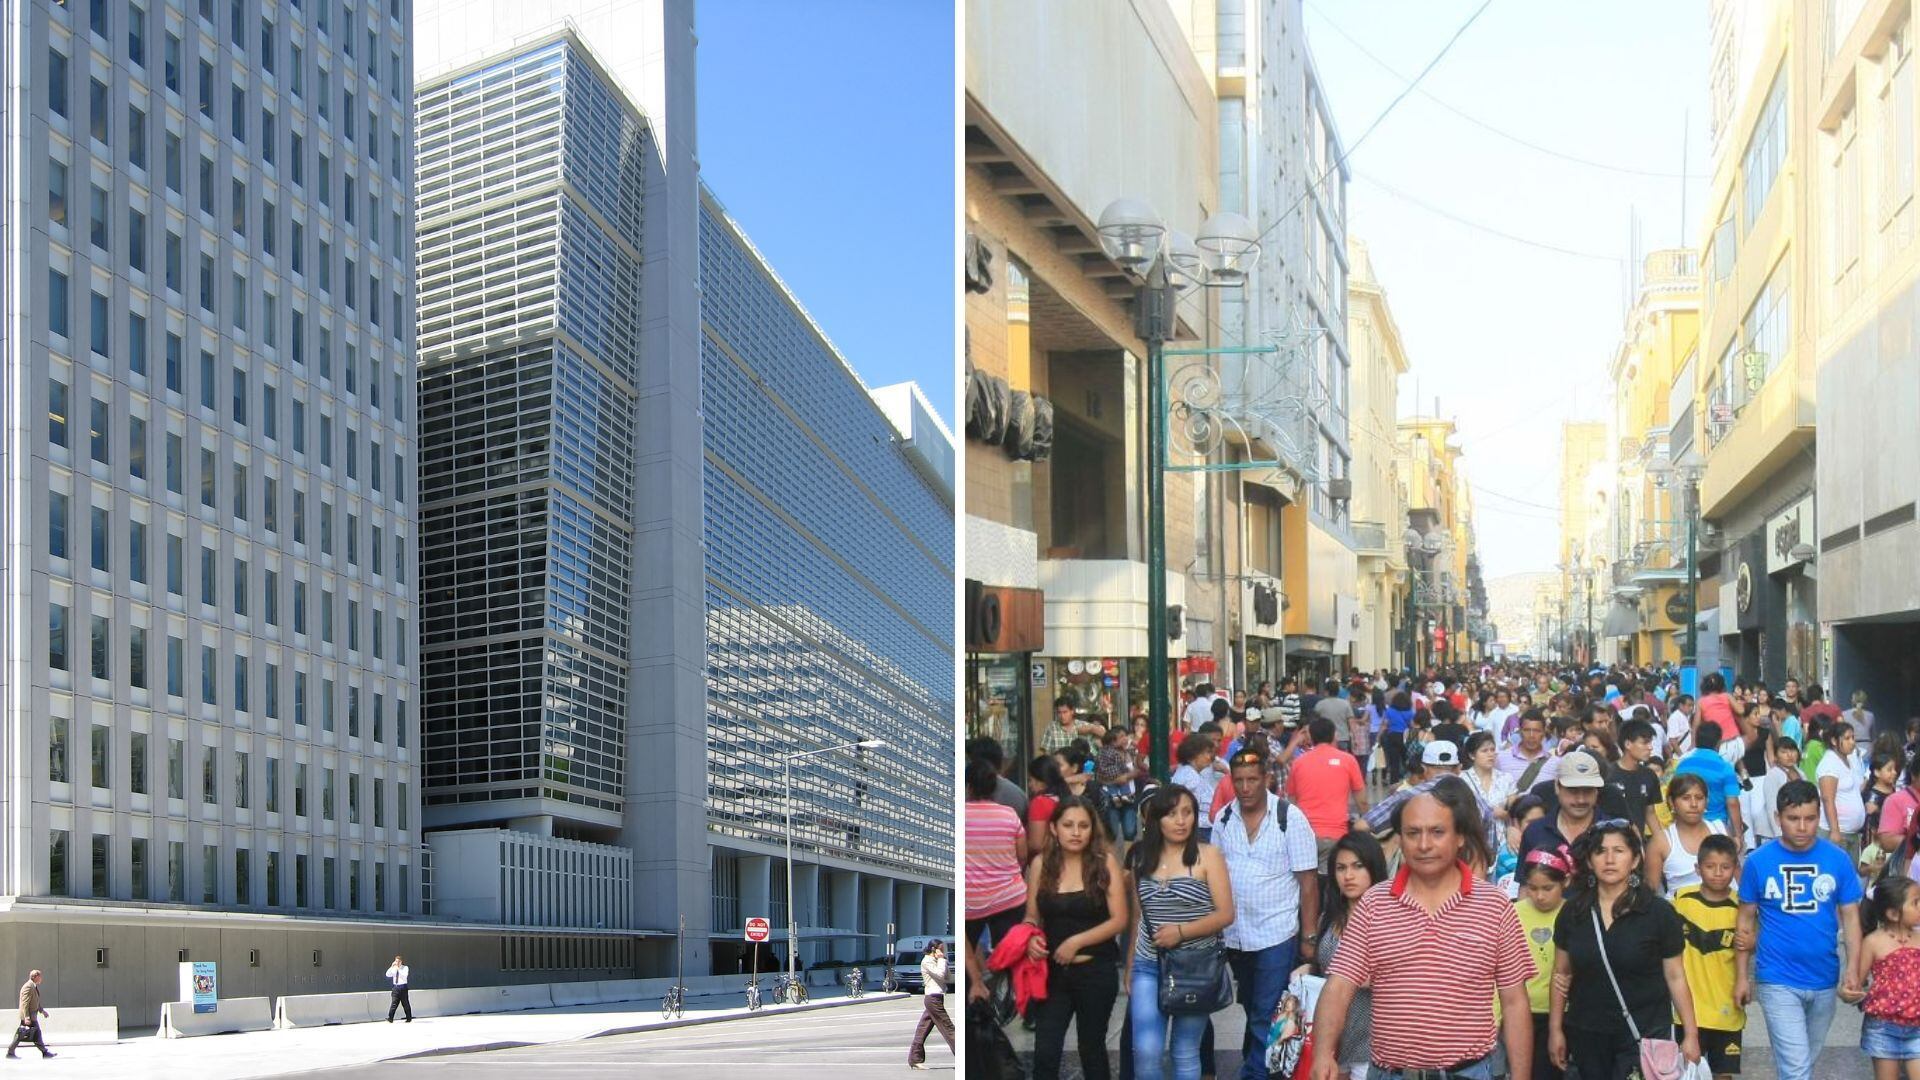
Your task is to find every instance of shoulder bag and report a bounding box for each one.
[1591,908,1687,1080]
[1149,912,1234,1016]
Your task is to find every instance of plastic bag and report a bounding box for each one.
[1265,972,1324,1078]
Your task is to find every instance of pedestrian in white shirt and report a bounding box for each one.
[385,955,412,1023]
[906,941,953,1069]
[1184,682,1219,733]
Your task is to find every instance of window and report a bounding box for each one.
[89,614,109,680]
[49,376,69,448]
[166,635,182,696]
[322,676,334,731]
[200,644,215,704]
[166,333,182,392]
[165,230,181,292]
[264,660,278,716]
[1885,21,1915,242]
[48,717,68,782]
[128,518,147,583]
[49,831,68,896]
[233,555,246,616]
[90,504,109,571]
[49,49,69,118]
[167,737,183,799]
[347,685,358,737]
[293,578,306,631]
[230,83,244,142]
[48,160,67,226]
[90,0,107,36]
[89,183,107,250]
[49,270,69,339]
[1742,258,1793,392]
[90,396,108,463]
[294,762,307,816]
[127,413,146,479]
[373,777,383,827]
[322,766,334,820]
[263,566,277,623]
[166,532,182,595]
[130,837,149,901]
[165,131,181,192]
[199,254,215,314]
[1743,68,1788,231]
[128,3,145,66]
[130,731,147,794]
[232,366,246,425]
[264,476,277,534]
[129,310,148,377]
[292,486,305,544]
[130,625,146,688]
[347,772,358,824]
[295,670,307,725]
[165,432,182,493]
[128,104,146,169]
[90,78,108,143]
[200,448,215,509]
[90,290,109,356]
[230,178,245,237]
[48,491,68,559]
[90,723,108,788]
[198,152,214,215]
[201,746,217,804]
[347,599,358,651]
[260,17,273,72]
[202,843,216,903]
[262,201,275,256]
[129,206,147,270]
[321,588,333,642]
[164,31,179,92]
[233,750,248,807]
[92,834,108,897]
[233,462,246,520]
[323,856,335,909]
[168,841,183,901]
[292,132,304,185]
[320,415,332,467]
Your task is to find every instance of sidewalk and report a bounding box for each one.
[23,984,901,1079]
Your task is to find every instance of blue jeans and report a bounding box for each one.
[1104,794,1139,842]
[1228,938,1297,1080]
[1366,1060,1494,1080]
[1129,956,1211,1080]
[1754,980,1838,1080]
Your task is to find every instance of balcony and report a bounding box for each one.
[1351,520,1391,556]
[1639,249,1700,297]
[1700,351,1814,517]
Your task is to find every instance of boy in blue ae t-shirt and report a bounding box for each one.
[1734,779,1864,1080]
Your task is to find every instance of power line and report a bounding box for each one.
[1251,0,1497,251]
[1469,480,1564,514]
[1310,9,1707,181]
[1358,172,1626,263]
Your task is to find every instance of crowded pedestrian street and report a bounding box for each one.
[962,2,1920,1078]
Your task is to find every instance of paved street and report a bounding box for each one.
[284,996,948,1079]
[0,986,915,1079]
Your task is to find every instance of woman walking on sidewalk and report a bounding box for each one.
[907,940,954,1069]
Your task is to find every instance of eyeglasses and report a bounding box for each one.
[1593,818,1632,831]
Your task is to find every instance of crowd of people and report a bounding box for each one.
[964,663,1920,1080]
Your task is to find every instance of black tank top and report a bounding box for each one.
[1038,887,1119,965]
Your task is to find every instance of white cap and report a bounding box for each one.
[1422,740,1460,767]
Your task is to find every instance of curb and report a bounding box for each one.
[385,991,909,1061]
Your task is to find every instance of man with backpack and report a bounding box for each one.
[1212,747,1319,1080]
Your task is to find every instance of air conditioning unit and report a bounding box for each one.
[1326,477,1352,502]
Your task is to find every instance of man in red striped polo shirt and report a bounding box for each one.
[1308,792,1535,1080]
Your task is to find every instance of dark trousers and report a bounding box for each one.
[1032,960,1119,1080]
[1531,1013,1564,1080]
[387,985,412,1022]
[907,994,954,1064]
[6,1017,47,1056]
[1382,730,1408,784]
[1564,1024,1661,1080]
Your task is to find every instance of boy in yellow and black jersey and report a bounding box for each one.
[1672,833,1743,1079]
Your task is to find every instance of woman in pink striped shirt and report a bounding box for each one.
[967,756,1031,953]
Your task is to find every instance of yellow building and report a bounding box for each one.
[1398,418,1480,668]
[1347,239,1412,672]
[1559,421,1609,664]
[1604,250,1701,667]
[1693,0,1817,684]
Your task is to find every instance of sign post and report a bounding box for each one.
[744,916,770,983]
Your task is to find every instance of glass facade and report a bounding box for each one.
[26,0,416,911]
[699,199,955,881]
[415,40,643,824]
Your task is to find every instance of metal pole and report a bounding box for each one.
[1685,480,1699,667]
[1142,274,1172,781]
[784,755,796,989]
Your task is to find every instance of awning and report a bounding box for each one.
[1601,600,1642,638]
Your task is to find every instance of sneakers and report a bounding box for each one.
[39,1053,52,1059]
[909,1064,928,1071]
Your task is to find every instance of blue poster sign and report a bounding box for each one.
[191,962,218,1014]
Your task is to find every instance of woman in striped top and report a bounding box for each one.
[1124,784,1235,1080]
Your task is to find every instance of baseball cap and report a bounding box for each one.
[1244,707,1263,722]
[1558,749,1606,788]
[1422,740,1459,767]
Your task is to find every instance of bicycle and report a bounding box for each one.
[880,965,897,994]
[744,979,762,1012]
[773,973,808,1005]
[660,984,685,1019]
[845,967,865,999]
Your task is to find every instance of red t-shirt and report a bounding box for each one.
[1697,693,1737,741]
[1027,793,1059,829]
[1285,744,1365,839]
[1881,787,1920,843]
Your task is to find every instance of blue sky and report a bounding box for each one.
[1303,0,1707,579]
[696,1,955,425]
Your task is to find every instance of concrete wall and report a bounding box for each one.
[0,915,637,1033]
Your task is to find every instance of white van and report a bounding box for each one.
[892,936,956,994]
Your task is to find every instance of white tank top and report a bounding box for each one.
[1662,820,1727,896]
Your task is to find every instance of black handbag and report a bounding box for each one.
[967,998,1023,1080]
[1153,920,1233,1016]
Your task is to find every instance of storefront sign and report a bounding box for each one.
[1664,590,1693,625]
[1766,496,1815,575]
[1030,661,1047,686]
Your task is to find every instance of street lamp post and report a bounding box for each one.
[1097,198,1260,780]
[1677,450,1706,669]
[782,738,884,994]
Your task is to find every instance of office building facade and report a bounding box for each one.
[414,18,952,976]
[0,0,433,1021]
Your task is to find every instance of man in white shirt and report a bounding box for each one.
[385,955,412,1023]
[1213,747,1320,1080]
[1183,681,1219,732]
[1483,687,1519,741]
[1665,694,1696,758]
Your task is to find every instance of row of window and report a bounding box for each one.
[48,722,407,826]
[49,605,409,716]
[48,830,409,913]
[49,369,408,518]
